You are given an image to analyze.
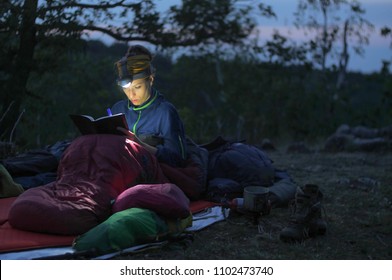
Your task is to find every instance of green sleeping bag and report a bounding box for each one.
[72,207,190,254]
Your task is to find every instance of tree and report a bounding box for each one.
[264,31,309,67]
[380,26,391,75]
[380,26,392,48]
[0,0,274,142]
[292,0,374,119]
[294,0,374,78]
[1,0,38,141]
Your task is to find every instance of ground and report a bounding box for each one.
[116,149,392,260]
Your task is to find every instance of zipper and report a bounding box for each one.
[178,135,185,159]
[129,90,158,135]
[132,111,142,135]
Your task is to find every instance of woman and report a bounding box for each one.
[112,45,187,167]
[8,45,201,236]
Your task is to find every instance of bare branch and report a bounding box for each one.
[0,101,15,124]
[40,0,132,12]
[9,109,25,143]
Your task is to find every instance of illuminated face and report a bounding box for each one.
[122,77,152,106]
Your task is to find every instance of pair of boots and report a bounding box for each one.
[279,184,327,243]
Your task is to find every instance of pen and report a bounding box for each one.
[107,108,112,116]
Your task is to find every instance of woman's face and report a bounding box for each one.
[122,77,152,106]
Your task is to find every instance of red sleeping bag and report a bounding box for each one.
[112,183,190,218]
[8,135,168,235]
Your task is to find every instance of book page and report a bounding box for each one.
[96,113,124,121]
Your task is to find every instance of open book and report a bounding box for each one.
[69,113,129,135]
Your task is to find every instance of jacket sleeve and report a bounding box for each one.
[155,104,187,167]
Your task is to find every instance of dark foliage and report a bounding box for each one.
[1,39,390,152]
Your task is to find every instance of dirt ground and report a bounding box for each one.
[118,149,392,260]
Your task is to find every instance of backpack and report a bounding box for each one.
[204,137,275,201]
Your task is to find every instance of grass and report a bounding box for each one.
[115,149,392,260]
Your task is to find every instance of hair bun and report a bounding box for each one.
[126,45,153,61]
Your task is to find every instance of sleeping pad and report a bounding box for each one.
[8,134,168,235]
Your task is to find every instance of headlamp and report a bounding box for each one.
[117,79,132,88]
[116,56,153,88]
[117,71,152,88]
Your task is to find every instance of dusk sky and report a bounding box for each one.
[91,0,391,74]
[256,0,392,73]
[157,0,392,73]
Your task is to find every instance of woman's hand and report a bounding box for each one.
[117,127,140,142]
[117,127,157,155]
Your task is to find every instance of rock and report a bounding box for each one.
[323,124,392,152]
[260,138,276,151]
[286,142,312,153]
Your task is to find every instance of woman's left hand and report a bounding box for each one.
[117,127,140,143]
[117,127,158,155]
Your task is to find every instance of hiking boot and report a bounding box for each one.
[279,184,327,243]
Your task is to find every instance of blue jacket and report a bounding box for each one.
[111,89,187,167]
